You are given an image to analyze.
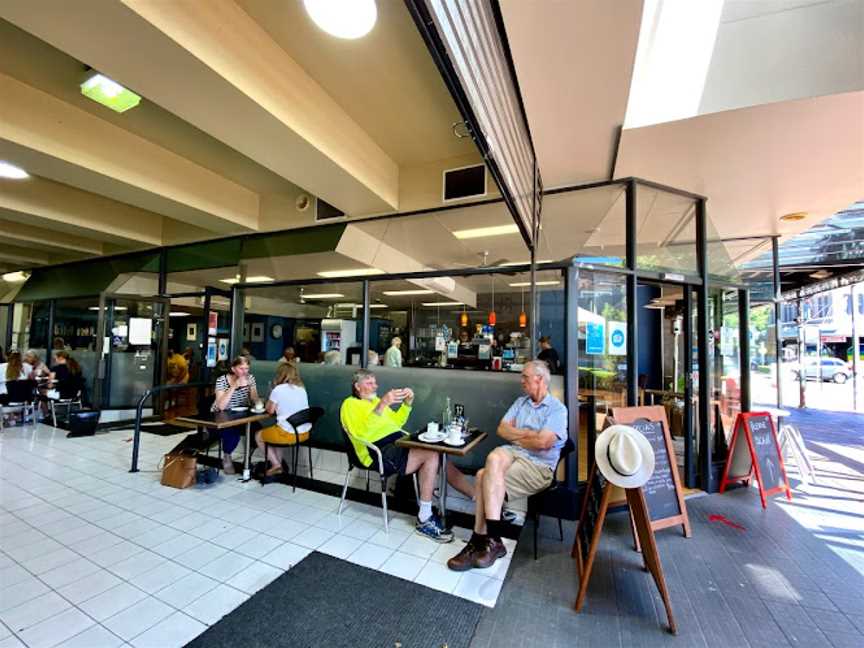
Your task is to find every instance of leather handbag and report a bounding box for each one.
[159,450,198,489]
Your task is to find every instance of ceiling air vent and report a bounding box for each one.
[315,198,346,222]
[443,164,487,202]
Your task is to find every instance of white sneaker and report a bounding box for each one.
[222,455,236,475]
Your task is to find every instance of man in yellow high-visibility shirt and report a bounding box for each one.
[340,369,452,543]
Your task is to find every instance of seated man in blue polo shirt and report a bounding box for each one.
[448,360,568,571]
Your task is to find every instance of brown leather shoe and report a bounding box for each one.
[473,537,507,569]
[447,538,485,572]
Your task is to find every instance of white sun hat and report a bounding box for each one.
[595,425,655,488]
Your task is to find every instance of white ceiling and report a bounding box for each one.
[500,0,643,188]
[615,91,864,259]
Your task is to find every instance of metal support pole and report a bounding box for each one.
[529,245,537,358]
[361,280,370,369]
[851,283,860,411]
[683,289,695,488]
[229,285,244,360]
[696,198,712,491]
[797,297,806,408]
[158,248,168,297]
[771,236,783,408]
[739,288,751,413]
[625,179,638,406]
[564,266,579,486]
[46,299,55,363]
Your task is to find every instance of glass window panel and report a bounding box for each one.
[369,269,563,373]
[577,270,628,480]
[241,282,365,396]
[636,185,698,275]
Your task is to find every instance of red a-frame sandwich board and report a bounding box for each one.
[719,411,792,509]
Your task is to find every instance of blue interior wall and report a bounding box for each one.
[637,285,663,390]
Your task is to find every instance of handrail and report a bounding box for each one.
[130,381,211,473]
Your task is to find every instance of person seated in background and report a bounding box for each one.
[0,351,34,405]
[341,369,451,543]
[24,350,50,381]
[255,363,309,477]
[448,360,568,572]
[323,350,341,365]
[166,349,189,384]
[49,351,85,402]
[240,347,256,362]
[212,355,260,474]
[367,350,380,366]
[277,346,299,366]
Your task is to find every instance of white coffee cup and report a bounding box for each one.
[254,399,264,411]
[427,421,439,435]
[446,423,461,444]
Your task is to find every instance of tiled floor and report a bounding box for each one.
[0,424,516,648]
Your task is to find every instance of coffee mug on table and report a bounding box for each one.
[446,423,461,444]
[427,421,439,435]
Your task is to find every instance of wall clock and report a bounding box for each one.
[271,324,283,339]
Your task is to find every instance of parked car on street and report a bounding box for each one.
[794,357,852,383]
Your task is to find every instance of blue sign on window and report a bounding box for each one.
[586,321,606,355]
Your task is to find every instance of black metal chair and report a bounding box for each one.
[527,437,576,560]
[337,422,418,534]
[2,380,38,428]
[261,406,324,492]
[48,377,84,428]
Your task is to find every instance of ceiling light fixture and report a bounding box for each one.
[304,0,377,39]
[452,224,520,239]
[1,270,30,282]
[219,276,275,285]
[88,306,128,311]
[317,268,384,278]
[422,301,463,307]
[780,212,807,222]
[169,311,191,317]
[382,289,434,296]
[302,293,345,299]
[509,281,561,287]
[0,162,29,180]
[499,259,552,267]
[80,72,141,113]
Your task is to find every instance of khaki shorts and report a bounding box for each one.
[499,447,554,498]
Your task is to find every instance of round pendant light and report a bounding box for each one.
[488,275,496,326]
[518,286,527,328]
[459,304,468,328]
[304,0,377,39]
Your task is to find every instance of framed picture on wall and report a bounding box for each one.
[251,323,264,342]
[243,323,251,342]
[217,337,229,361]
[186,323,197,341]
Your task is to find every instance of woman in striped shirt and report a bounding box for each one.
[212,356,260,474]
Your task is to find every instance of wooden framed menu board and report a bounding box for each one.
[610,406,691,538]
[720,412,791,509]
[572,465,677,634]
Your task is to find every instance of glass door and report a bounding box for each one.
[93,293,170,409]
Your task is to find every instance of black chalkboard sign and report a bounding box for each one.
[575,468,606,565]
[720,412,791,509]
[611,406,691,538]
[630,419,680,522]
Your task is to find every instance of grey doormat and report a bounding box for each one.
[185,551,483,648]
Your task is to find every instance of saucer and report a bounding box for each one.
[419,431,446,443]
[443,437,466,447]
[230,406,249,412]
[251,408,265,414]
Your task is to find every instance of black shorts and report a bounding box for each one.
[369,432,409,476]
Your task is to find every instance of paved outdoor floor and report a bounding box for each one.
[470,406,864,647]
